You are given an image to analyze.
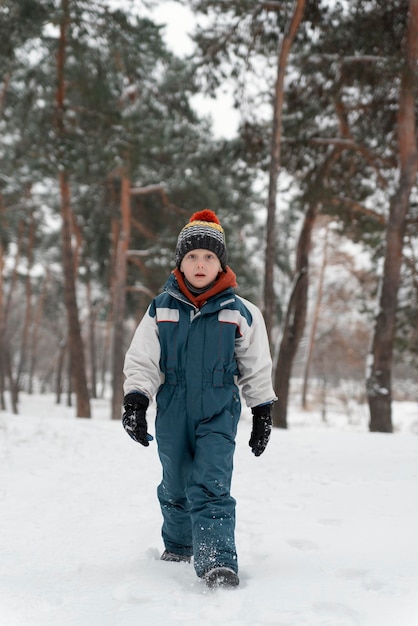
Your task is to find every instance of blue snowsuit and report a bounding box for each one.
[124,270,276,577]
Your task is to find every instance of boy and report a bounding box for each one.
[122,209,276,588]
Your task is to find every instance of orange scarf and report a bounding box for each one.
[173,266,237,309]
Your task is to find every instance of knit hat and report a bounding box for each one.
[175,209,228,270]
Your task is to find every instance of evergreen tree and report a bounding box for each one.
[0,0,262,413]
[184,0,418,430]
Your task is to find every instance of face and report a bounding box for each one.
[180,249,222,289]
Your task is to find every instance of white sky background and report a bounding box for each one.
[149,1,241,139]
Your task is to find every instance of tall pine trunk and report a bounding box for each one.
[111,173,131,420]
[302,224,329,409]
[263,0,306,341]
[0,239,6,410]
[17,206,35,392]
[366,0,418,432]
[28,271,49,395]
[56,0,90,418]
[273,203,317,427]
[59,173,91,417]
[85,273,98,400]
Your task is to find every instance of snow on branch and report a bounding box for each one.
[308,54,386,64]
[129,184,165,196]
[126,250,152,257]
[129,184,185,215]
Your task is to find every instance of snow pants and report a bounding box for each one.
[155,379,241,577]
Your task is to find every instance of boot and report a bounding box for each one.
[160,550,191,563]
[203,567,239,588]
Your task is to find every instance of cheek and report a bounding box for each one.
[211,264,221,277]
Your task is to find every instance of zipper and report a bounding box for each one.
[165,285,200,318]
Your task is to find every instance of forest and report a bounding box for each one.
[0,0,417,432]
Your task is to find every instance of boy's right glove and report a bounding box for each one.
[122,392,153,446]
[249,403,273,457]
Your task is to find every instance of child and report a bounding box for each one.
[122,209,276,588]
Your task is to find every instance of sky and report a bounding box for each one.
[150,1,242,139]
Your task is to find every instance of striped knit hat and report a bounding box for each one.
[175,209,228,270]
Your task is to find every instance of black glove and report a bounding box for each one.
[122,392,153,446]
[249,403,273,456]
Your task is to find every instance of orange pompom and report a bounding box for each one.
[189,209,220,224]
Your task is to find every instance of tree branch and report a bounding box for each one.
[131,217,157,240]
[126,250,152,257]
[126,284,156,298]
[309,136,395,180]
[129,183,186,215]
[329,196,386,225]
[260,1,284,11]
[129,183,166,196]
[308,54,387,64]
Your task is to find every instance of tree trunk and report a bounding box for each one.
[302,224,329,408]
[111,173,131,420]
[17,206,35,392]
[5,346,18,414]
[0,218,24,409]
[366,0,418,432]
[55,340,66,404]
[0,226,19,413]
[4,219,24,319]
[263,0,306,341]
[0,239,6,410]
[60,173,91,417]
[85,271,98,399]
[56,0,91,418]
[272,202,317,427]
[28,270,49,394]
[100,316,112,399]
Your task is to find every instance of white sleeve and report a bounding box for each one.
[234,297,277,408]
[123,306,163,401]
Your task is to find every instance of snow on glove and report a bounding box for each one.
[249,403,273,457]
[122,392,153,446]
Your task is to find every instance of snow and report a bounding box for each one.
[1,394,418,626]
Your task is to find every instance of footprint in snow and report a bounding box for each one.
[317,518,343,527]
[337,568,404,596]
[287,538,319,552]
[313,601,360,625]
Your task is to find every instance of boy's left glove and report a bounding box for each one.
[249,403,272,457]
[122,392,153,446]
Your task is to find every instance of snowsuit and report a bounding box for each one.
[124,269,276,577]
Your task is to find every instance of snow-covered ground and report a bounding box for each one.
[1,393,418,626]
